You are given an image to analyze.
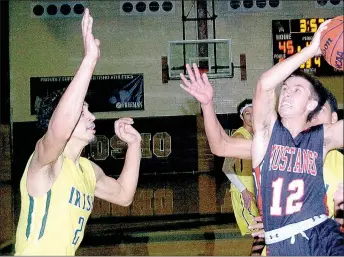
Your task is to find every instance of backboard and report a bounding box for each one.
[168,39,233,80]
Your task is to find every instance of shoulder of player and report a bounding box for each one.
[88,160,105,181]
[253,119,275,142]
[325,149,343,163]
[29,152,63,176]
[324,150,343,180]
[88,159,100,171]
[26,154,63,196]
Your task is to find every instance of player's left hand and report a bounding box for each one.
[241,189,254,210]
[249,216,265,238]
[114,118,141,146]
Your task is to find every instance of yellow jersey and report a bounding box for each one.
[230,127,254,192]
[323,149,343,218]
[15,154,96,256]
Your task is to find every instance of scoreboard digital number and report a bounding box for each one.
[272,18,343,76]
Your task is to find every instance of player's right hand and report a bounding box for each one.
[180,63,214,106]
[308,19,332,56]
[249,216,265,238]
[82,8,100,60]
[114,118,141,147]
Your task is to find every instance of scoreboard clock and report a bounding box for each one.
[272,18,343,76]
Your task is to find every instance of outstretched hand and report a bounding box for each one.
[114,118,141,146]
[82,8,100,60]
[180,63,214,106]
[309,19,332,56]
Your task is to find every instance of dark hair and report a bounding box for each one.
[289,70,327,122]
[324,88,338,113]
[237,98,252,116]
[36,89,65,133]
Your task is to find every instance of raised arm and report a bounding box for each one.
[33,8,100,169]
[252,20,331,167]
[180,63,252,159]
[253,34,322,131]
[93,118,142,206]
[202,101,252,159]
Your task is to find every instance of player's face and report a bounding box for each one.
[72,102,96,143]
[242,106,253,127]
[278,76,316,119]
[309,101,338,126]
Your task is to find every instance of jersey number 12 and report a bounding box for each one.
[270,178,304,215]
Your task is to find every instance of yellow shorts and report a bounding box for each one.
[231,190,259,235]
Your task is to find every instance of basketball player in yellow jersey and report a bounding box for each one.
[222,99,259,235]
[319,91,344,224]
[180,64,343,255]
[15,9,142,256]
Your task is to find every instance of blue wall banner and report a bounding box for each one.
[30,74,144,114]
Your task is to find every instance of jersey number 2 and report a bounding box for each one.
[270,178,304,215]
[72,216,85,245]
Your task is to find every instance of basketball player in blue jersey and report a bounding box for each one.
[180,68,343,256]
[251,19,344,256]
[15,9,142,255]
[180,65,343,256]
[249,88,344,256]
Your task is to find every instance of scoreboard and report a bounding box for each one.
[272,18,343,76]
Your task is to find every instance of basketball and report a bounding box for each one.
[320,15,344,71]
